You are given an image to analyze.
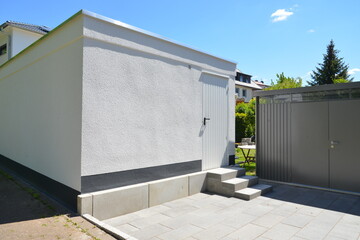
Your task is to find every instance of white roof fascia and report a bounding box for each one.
[81,10,237,65]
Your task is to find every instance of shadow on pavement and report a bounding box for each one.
[261,180,360,216]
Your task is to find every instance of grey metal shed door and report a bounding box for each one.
[329,100,360,192]
[291,99,360,192]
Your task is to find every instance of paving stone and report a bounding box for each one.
[147,204,172,213]
[187,192,211,200]
[295,211,343,240]
[252,213,285,228]
[242,204,274,217]
[157,224,203,240]
[134,207,165,218]
[306,192,338,209]
[115,223,139,233]
[261,223,301,240]
[323,236,346,240]
[189,203,223,217]
[327,222,360,240]
[226,223,267,240]
[128,213,171,229]
[161,204,198,218]
[211,197,240,208]
[103,213,140,227]
[270,203,301,217]
[327,196,359,213]
[189,212,228,229]
[222,212,258,229]
[259,198,285,208]
[163,196,197,209]
[281,213,314,228]
[192,223,236,240]
[159,213,200,229]
[297,205,324,217]
[130,223,172,240]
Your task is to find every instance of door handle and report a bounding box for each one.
[330,140,339,149]
[203,117,210,125]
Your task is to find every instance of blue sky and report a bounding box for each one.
[2,0,359,85]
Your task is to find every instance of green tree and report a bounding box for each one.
[235,99,255,142]
[308,40,353,86]
[266,73,302,90]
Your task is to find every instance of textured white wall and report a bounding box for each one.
[0,16,84,191]
[81,15,236,176]
[10,28,43,57]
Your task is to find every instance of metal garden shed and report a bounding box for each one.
[254,82,360,194]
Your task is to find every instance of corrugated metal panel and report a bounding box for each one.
[257,102,291,182]
[202,73,229,170]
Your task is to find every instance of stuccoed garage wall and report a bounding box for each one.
[81,15,236,177]
[0,15,84,191]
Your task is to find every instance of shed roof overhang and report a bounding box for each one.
[254,82,360,97]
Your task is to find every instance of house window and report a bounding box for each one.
[242,89,247,97]
[235,88,240,94]
[0,44,7,56]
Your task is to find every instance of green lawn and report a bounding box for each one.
[235,148,256,176]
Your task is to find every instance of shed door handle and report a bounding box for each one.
[203,117,210,125]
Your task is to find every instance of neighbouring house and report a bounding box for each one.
[253,79,269,89]
[235,69,262,102]
[0,21,50,65]
[0,10,237,212]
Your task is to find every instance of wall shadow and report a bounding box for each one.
[261,180,360,216]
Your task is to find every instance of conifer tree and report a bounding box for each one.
[308,40,353,86]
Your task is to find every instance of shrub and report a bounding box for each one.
[235,99,255,142]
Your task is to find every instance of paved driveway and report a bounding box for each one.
[104,183,360,240]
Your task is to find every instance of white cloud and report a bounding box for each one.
[289,4,299,11]
[271,9,294,22]
[348,68,360,75]
[307,29,315,33]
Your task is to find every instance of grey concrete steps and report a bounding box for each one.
[234,184,273,201]
[206,167,272,200]
[207,166,245,181]
[222,175,259,192]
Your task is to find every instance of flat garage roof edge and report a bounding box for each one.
[254,81,360,97]
[81,10,237,66]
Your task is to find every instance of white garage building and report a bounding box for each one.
[0,10,237,210]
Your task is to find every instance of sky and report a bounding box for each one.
[2,0,359,85]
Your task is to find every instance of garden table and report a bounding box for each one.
[238,145,256,167]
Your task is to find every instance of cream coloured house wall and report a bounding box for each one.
[0,35,8,65]
[11,27,44,57]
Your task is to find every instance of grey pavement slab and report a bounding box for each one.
[281,213,314,228]
[103,184,360,240]
[192,223,236,240]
